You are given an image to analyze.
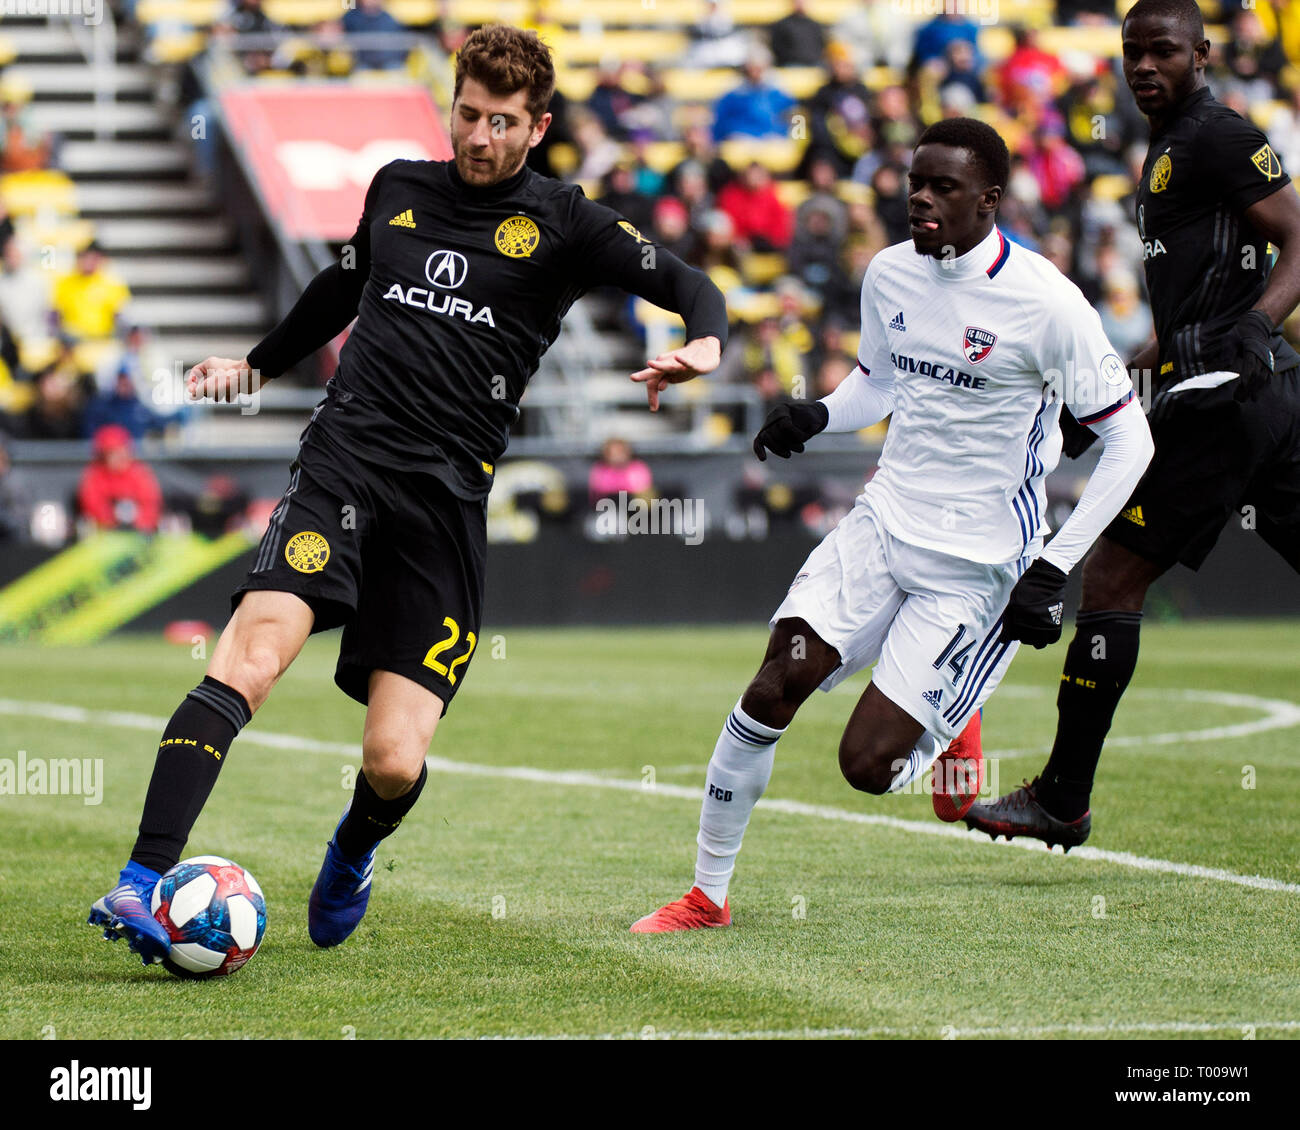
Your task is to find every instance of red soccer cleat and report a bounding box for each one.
[932,710,984,822]
[630,886,731,933]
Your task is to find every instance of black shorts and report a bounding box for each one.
[1104,368,1300,571]
[233,432,487,710]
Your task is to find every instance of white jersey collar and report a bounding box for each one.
[921,225,1009,284]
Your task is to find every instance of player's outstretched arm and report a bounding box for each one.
[186,356,264,403]
[752,359,895,460]
[630,335,721,412]
[568,201,729,410]
[1001,401,1154,648]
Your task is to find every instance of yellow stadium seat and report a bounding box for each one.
[773,179,810,209]
[547,142,579,177]
[135,0,221,27]
[864,65,902,92]
[835,180,871,206]
[661,69,742,102]
[18,338,59,375]
[1,171,77,218]
[0,36,15,68]
[146,32,208,65]
[543,0,703,26]
[719,137,805,174]
[1250,101,1286,129]
[639,140,686,173]
[550,29,688,65]
[0,361,35,414]
[388,0,440,23]
[772,66,827,99]
[1091,174,1133,203]
[448,0,531,24]
[741,252,788,286]
[20,218,96,254]
[729,290,781,323]
[705,413,733,443]
[265,1,351,26]
[74,339,119,376]
[554,67,598,100]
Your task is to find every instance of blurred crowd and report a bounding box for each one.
[537,0,1300,412]
[3,0,1300,545]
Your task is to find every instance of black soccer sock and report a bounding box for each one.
[1037,610,1143,821]
[335,763,428,860]
[130,676,253,874]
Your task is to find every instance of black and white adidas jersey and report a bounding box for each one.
[249,159,727,500]
[1135,86,1297,392]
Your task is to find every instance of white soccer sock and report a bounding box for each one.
[694,699,784,908]
[887,733,943,793]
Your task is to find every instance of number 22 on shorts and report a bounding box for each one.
[422,616,477,685]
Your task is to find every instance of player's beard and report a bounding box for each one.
[452,132,531,186]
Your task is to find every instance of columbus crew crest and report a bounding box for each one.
[963,326,997,364]
[1150,152,1172,193]
[285,531,330,573]
[494,215,539,258]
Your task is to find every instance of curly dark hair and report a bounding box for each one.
[453,24,555,123]
[915,117,1010,192]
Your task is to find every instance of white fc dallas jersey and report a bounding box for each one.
[855,225,1134,565]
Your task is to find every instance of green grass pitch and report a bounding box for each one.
[1,622,1297,1040]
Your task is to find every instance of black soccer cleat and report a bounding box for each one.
[963,777,1091,852]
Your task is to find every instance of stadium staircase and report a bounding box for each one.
[1,13,269,386]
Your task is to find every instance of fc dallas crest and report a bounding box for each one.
[963,326,997,364]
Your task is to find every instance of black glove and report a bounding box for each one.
[1230,309,1275,402]
[1000,559,1069,649]
[1059,405,1098,459]
[752,400,829,461]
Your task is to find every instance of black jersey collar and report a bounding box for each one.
[446,159,531,201]
[1152,85,1213,137]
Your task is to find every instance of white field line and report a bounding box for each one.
[482,1019,1300,1040]
[986,687,1300,757]
[2,692,1299,896]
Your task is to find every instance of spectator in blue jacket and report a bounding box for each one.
[83,370,169,442]
[342,0,408,71]
[712,48,796,141]
[910,12,983,73]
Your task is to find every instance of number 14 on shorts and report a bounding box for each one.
[933,625,975,685]
[423,616,477,685]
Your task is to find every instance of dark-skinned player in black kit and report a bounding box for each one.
[87,24,728,962]
[966,0,1300,848]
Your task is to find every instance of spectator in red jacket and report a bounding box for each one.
[1020,117,1086,210]
[996,26,1066,116]
[78,423,162,533]
[716,161,793,251]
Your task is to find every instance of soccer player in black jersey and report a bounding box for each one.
[966,0,1300,848]
[88,24,728,962]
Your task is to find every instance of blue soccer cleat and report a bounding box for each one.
[308,814,376,948]
[88,861,171,965]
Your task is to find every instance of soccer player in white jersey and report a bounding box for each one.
[631,119,1155,932]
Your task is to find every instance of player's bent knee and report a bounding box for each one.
[361,734,429,799]
[837,736,899,795]
[212,643,284,712]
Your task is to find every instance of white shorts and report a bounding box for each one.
[771,497,1026,742]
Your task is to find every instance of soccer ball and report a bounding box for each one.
[151,855,267,978]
